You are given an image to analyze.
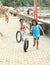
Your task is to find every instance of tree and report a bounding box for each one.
[0,0,50,8]
[0,1,3,6]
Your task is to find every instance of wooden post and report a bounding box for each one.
[34,0,38,20]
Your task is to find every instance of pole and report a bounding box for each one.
[34,0,38,20]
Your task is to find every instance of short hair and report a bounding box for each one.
[19,19,23,22]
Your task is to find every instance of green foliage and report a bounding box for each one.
[0,0,50,8]
[0,0,34,7]
[38,0,50,7]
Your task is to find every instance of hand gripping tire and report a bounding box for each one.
[24,38,29,52]
[16,31,22,43]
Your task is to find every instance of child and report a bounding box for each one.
[29,19,44,49]
[5,9,9,23]
[5,14,9,23]
[19,19,26,40]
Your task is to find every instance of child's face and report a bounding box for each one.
[20,20,24,24]
[32,21,36,26]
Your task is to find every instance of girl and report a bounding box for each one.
[29,19,44,49]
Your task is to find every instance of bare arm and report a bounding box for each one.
[26,26,32,33]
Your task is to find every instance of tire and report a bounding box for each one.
[16,31,22,43]
[24,38,29,52]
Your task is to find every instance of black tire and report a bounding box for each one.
[16,31,22,43]
[24,39,29,52]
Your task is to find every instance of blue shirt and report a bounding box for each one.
[31,25,42,38]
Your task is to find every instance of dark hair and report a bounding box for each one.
[32,19,38,25]
[19,19,23,22]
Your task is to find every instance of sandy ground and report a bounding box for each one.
[0,16,50,65]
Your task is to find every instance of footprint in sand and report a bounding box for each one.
[0,34,9,40]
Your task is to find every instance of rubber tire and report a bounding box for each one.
[16,31,22,43]
[24,39,29,52]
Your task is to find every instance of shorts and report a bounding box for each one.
[34,37,39,40]
[21,31,26,38]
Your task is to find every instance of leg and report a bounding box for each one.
[7,20,8,23]
[21,31,24,41]
[6,16,9,23]
[33,39,36,47]
[36,39,39,49]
